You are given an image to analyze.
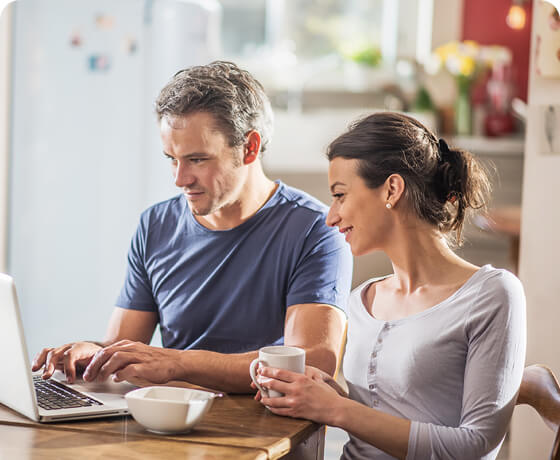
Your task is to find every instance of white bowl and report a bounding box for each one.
[125,386,221,434]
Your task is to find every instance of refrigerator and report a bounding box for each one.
[3,0,221,356]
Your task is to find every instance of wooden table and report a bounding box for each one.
[0,393,324,459]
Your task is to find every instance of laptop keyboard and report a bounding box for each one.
[33,376,104,410]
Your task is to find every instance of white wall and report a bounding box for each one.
[3,0,219,357]
[510,2,560,458]
[431,0,464,47]
[0,2,12,273]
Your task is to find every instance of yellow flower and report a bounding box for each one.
[463,40,479,48]
[429,40,511,79]
[435,41,459,62]
[458,56,476,77]
[462,40,479,57]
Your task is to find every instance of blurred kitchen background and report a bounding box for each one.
[1,0,559,458]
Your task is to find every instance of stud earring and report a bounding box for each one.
[386,203,392,209]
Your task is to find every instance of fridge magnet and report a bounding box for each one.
[535,1,560,77]
[69,29,83,47]
[88,54,111,72]
[95,13,115,30]
[538,105,560,155]
[122,37,138,55]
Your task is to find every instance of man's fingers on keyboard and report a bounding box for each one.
[42,345,71,379]
[63,350,78,383]
[32,347,52,371]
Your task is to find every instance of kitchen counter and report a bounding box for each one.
[452,135,525,156]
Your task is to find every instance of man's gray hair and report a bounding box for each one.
[155,61,274,153]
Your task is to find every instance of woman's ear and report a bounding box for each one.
[385,174,405,208]
[243,131,262,165]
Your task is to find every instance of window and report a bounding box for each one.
[218,0,434,92]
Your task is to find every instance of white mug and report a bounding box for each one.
[249,346,305,398]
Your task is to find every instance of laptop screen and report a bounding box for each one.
[0,273,40,421]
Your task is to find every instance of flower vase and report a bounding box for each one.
[454,76,472,136]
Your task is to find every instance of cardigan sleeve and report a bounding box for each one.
[407,271,526,459]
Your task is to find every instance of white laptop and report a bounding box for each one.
[0,273,133,422]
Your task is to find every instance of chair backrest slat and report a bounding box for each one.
[552,427,560,460]
[516,364,560,460]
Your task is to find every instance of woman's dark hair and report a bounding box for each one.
[326,112,491,245]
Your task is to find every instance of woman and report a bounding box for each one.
[255,112,526,459]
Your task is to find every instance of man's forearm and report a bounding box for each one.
[293,344,338,376]
[174,349,259,393]
[173,343,339,393]
[91,340,114,348]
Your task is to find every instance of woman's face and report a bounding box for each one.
[326,158,392,256]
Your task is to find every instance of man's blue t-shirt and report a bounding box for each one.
[115,181,353,353]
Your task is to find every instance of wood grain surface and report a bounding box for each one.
[0,392,321,459]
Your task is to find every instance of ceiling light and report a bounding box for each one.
[506,1,527,30]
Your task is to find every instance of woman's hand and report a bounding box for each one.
[255,365,347,425]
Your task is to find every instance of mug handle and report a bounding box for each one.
[249,358,268,397]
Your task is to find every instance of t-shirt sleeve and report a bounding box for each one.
[407,271,527,459]
[286,217,353,311]
[115,215,157,312]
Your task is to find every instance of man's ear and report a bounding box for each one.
[385,174,405,207]
[243,131,261,165]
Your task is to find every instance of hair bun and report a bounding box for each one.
[435,147,464,203]
[438,138,450,154]
[438,138,454,165]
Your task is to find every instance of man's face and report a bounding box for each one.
[160,112,246,217]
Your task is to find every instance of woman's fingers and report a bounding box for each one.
[260,395,294,409]
[265,406,296,417]
[258,366,302,383]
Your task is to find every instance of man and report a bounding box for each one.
[32,61,352,393]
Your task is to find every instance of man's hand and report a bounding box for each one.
[83,340,182,384]
[32,342,102,383]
